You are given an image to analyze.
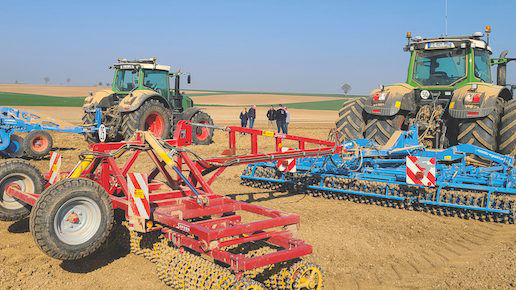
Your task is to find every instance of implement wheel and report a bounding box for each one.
[3,135,25,158]
[23,130,53,159]
[121,99,171,140]
[457,98,502,152]
[499,99,515,156]
[288,262,323,290]
[364,114,405,146]
[191,111,214,145]
[336,97,366,141]
[29,178,113,260]
[0,159,44,221]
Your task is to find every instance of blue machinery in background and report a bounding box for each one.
[0,107,104,158]
[241,126,515,222]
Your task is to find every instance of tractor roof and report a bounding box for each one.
[406,33,491,53]
[112,58,171,71]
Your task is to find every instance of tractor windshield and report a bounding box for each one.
[114,69,139,91]
[413,48,466,86]
[474,49,492,83]
[143,70,169,96]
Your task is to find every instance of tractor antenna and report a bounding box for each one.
[445,0,448,36]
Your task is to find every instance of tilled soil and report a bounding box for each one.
[0,121,515,289]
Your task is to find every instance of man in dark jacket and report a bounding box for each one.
[266,105,275,128]
[239,108,248,128]
[275,105,287,134]
[248,105,256,128]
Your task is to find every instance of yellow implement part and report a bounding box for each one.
[143,132,174,166]
[69,154,94,178]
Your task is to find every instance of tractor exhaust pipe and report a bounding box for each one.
[497,51,508,86]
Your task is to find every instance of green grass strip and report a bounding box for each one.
[0,92,85,107]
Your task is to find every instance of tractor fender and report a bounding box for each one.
[364,83,416,116]
[449,83,512,119]
[118,89,169,113]
[82,90,116,111]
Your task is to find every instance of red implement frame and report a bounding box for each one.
[6,121,341,273]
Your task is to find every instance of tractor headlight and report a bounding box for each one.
[420,90,430,99]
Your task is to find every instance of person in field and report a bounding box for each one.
[285,106,290,134]
[248,105,256,128]
[275,105,287,134]
[266,105,275,128]
[239,108,248,128]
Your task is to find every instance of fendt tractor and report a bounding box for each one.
[82,58,214,144]
[337,26,515,156]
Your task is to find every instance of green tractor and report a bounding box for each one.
[82,58,214,144]
[337,27,515,156]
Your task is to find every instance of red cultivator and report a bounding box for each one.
[0,121,336,289]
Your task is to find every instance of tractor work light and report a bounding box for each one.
[420,90,430,99]
[485,25,491,33]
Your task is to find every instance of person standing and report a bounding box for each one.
[284,106,290,134]
[239,108,248,128]
[248,105,256,128]
[266,105,275,128]
[275,105,287,134]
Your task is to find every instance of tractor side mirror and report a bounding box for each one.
[187,75,191,84]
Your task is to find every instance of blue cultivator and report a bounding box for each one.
[241,126,515,223]
[0,107,105,159]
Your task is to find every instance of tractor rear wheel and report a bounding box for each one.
[457,99,502,152]
[82,113,100,144]
[364,114,405,146]
[0,159,44,221]
[499,99,515,156]
[29,178,113,260]
[23,130,53,159]
[121,99,171,140]
[191,111,214,145]
[335,97,366,141]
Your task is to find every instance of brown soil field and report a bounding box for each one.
[190,94,342,105]
[0,108,514,289]
[0,84,109,97]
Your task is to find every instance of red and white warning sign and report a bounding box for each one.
[48,152,62,185]
[406,156,436,187]
[127,172,150,219]
[277,147,296,173]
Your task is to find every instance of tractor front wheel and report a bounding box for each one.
[364,114,405,146]
[121,99,172,140]
[29,178,113,260]
[191,111,214,145]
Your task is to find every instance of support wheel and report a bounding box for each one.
[121,99,171,140]
[499,99,515,156]
[289,263,323,290]
[29,178,113,260]
[3,135,25,158]
[82,112,100,144]
[191,111,214,145]
[336,97,366,141]
[23,130,53,159]
[457,98,502,151]
[364,114,405,146]
[0,159,44,221]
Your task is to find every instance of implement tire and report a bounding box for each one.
[457,98,502,152]
[336,97,366,141]
[23,130,53,159]
[29,178,113,260]
[191,111,214,145]
[121,99,171,140]
[0,159,44,221]
[499,99,516,156]
[3,135,25,158]
[82,113,100,144]
[364,114,405,146]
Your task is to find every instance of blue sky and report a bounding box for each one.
[1,0,515,94]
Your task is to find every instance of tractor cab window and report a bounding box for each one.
[413,48,466,86]
[114,69,139,91]
[474,49,492,83]
[143,70,169,97]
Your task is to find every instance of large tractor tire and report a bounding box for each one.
[336,97,366,141]
[23,130,53,159]
[457,99,502,152]
[82,112,101,144]
[364,114,405,146]
[0,159,44,221]
[499,99,516,156]
[191,111,214,145]
[121,99,172,140]
[29,178,113,260]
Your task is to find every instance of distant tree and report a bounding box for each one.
[341,83,352,95]
[44,77,50,84]
[14,80,18,84]
[106,82,110,87]
[66,78,71,85]
[98,82,103,86]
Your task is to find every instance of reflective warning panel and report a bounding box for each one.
[406,156,436,187]
[127,172,150,219]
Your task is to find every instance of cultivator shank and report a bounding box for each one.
[242,126,515,222]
